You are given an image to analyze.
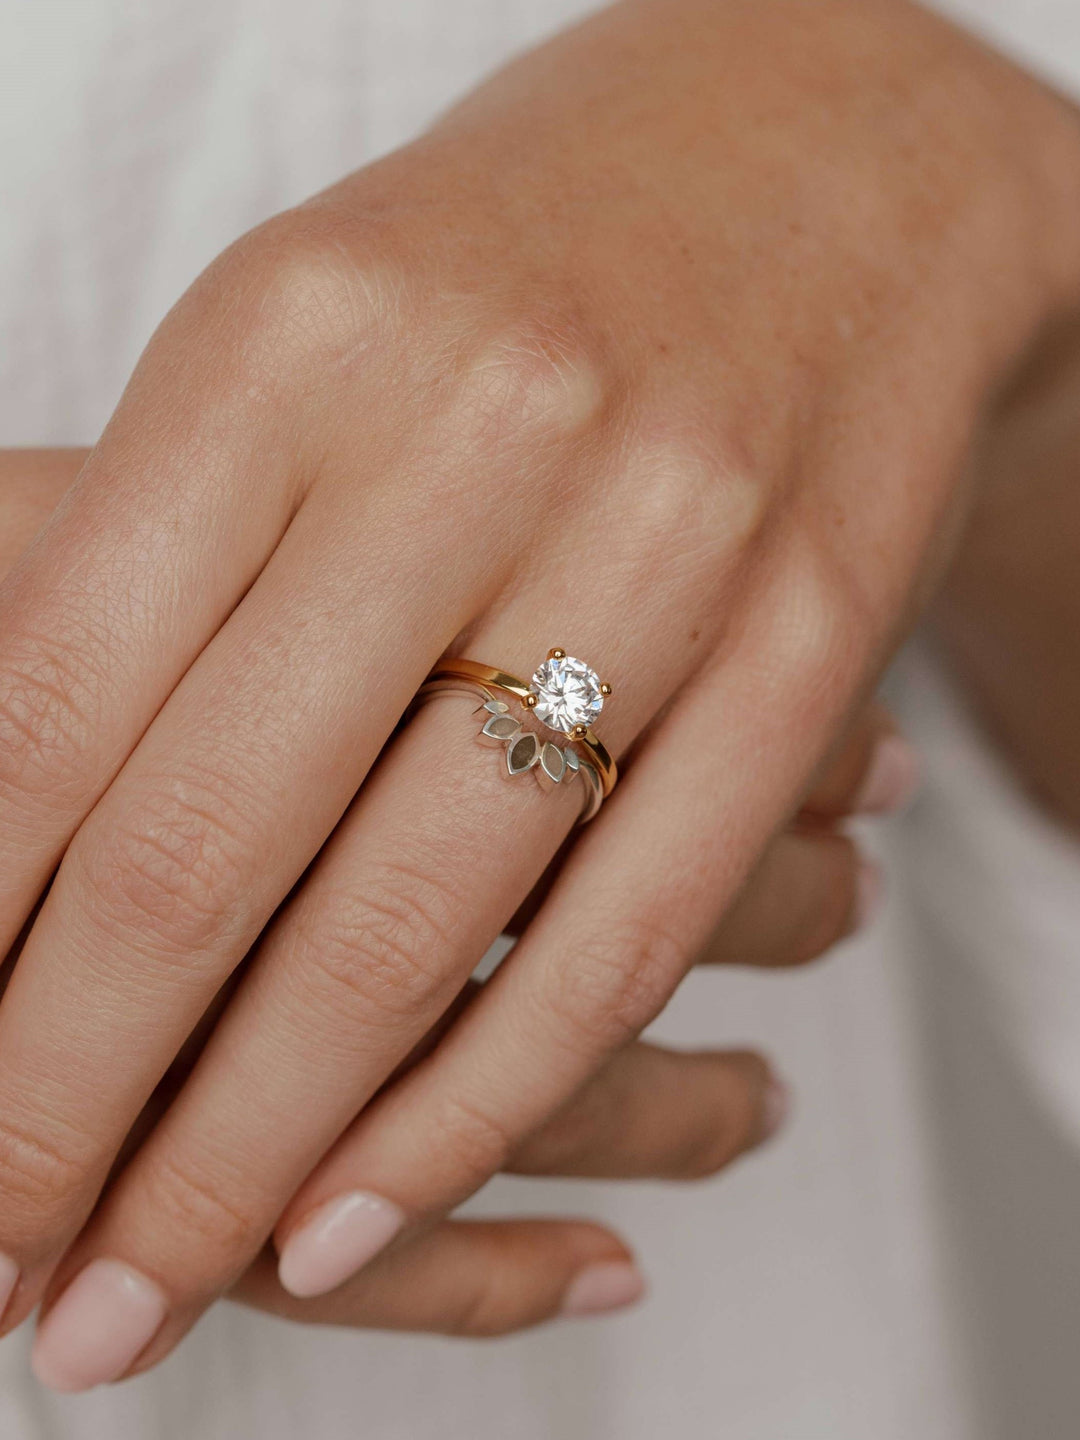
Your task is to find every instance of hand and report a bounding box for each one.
[0,445,901,1357]
[0,0,1075,1389]
[0,447,900,1363]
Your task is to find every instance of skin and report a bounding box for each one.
[0,449,882,1344]
[6,287,1079,1345]
[0,0,1078,1386]
[936,313,1080,831]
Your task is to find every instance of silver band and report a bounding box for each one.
[412,680,605,822]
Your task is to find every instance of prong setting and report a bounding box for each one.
[529,652,605,735]
[418,662,614,822]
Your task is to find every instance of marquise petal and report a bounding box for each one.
[540,742,566,783]
[507,732,540,775]
[483,715,521,741]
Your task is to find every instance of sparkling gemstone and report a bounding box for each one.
[529,655,604,734]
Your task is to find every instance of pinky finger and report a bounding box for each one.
[701,829,870,969]
[508,1042,781,1180]
[231,1219,643,1337]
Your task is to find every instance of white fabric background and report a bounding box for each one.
[0,3,1078,1436]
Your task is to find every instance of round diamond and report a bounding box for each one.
[529,655,604,734]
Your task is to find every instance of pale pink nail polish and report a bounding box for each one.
[0,1253,18,1324]
[560,1260,645,1318]
[854,735,921,816]
[277,1191,405,1299]
[32,1260,166,1394]
[853,860,885,931]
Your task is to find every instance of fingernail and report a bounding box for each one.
[854,735,921,815]
[852,859,885,932]
[277,1191,405,1299]
[0,1253,18,1324]
[560,1260,645,1318]
[761,1076,790,1140]
[32,1260,166,1394]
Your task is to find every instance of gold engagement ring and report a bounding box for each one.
[416,650,617,822]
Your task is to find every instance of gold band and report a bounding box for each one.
[423,657,618,798]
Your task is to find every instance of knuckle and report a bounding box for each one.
[433,1089,516,1192]
[297,859,459,1023]
[623,430,769,570]
[547,917,687,1054]
[74,780,255,956]
[138,1148,263,1268]
[769,547,870,714]
[0,1113,90,1241]
[451,314,616,454]
[210,213,410,385]
[445,1269,533,1340]
[0,634,103,811]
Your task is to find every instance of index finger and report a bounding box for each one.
[0,280,302,959]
